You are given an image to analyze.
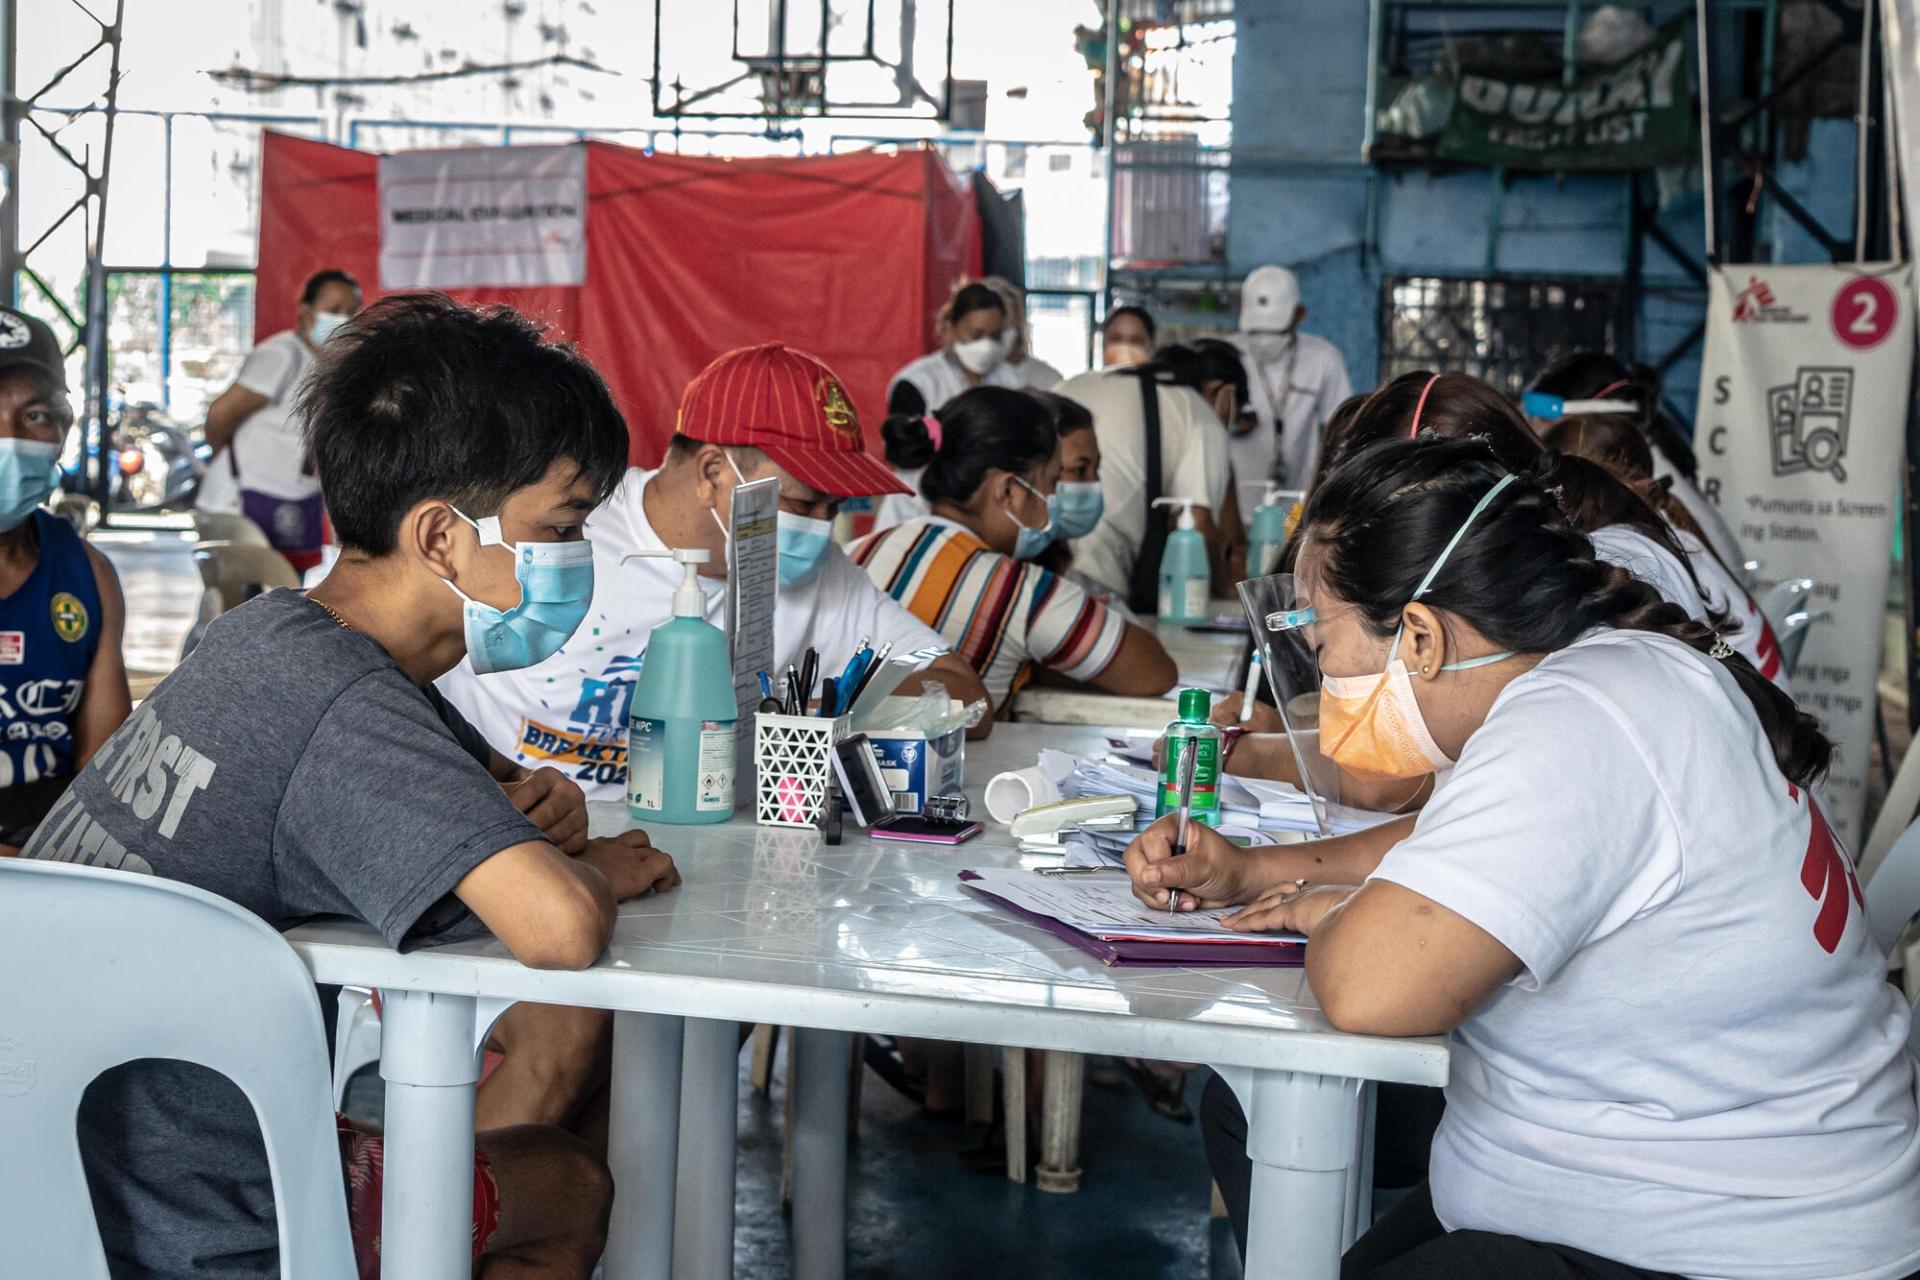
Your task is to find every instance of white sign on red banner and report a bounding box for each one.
[1696,263,1915,844]
[377,144,587,290]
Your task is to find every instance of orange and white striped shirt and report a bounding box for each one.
[850,516,1127,711]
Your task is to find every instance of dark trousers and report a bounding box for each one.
[1201,1071,1678,1279]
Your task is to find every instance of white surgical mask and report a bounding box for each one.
[953,335,1005,376]
[1247,331,1294,364]
[309,311,351,345]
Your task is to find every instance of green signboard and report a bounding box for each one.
[1436,18,1695,172]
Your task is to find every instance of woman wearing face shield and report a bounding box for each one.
[1127,437,1920,1280]
[852,386,1175,716]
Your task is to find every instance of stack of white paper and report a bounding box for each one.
[1041,750,1392,868]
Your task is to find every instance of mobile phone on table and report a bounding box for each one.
[830,733,897,828]
[869,814,984,845]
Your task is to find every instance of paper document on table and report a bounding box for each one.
[962,866,1305,945]
[1043,750,1390,838]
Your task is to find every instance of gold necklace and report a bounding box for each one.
[310,596,354,631]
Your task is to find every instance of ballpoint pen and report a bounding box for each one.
[1167,735,1197,914]
[835,645,870,704]
[846,639,894,708]
[799,649,818,713]
[1239,652,1261,723]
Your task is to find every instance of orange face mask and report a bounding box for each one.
[1314,473,1520,781]
[1318,659,1459,782]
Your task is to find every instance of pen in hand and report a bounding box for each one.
[1167,735,1197,914]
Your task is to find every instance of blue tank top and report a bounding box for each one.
[0,510,101,797]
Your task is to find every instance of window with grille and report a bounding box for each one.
[1378,276,1622,399]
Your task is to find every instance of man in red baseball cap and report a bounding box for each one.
[435,344,989,1131]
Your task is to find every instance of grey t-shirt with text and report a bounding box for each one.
[23,588,540,1278]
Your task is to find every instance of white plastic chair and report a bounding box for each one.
[1866,820,1920,1004]
[191,542,303,619]
[1775,609,1828,678]
[332,987,383,1111]
[1761,578,1816,633]
[192,510,273,548]
[0,857,355,1277]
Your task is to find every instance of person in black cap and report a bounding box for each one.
[0,303,129,853]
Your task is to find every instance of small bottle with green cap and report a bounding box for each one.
[1155,688,1222,826]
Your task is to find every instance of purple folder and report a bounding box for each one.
[959,870,1305,968]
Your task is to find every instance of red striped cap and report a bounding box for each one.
[676,343,909,498]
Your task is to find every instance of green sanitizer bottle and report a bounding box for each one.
[1152,497,1210,625]
[1246,485,1292,579]
[1156,688,1222,826]
[625,547,737,825]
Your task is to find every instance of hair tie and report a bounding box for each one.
[1709,636,1734,660]
[1409,373,1440,438]
[922,413,944,453]
[1594,378,1632,399]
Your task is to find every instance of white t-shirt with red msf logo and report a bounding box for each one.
[1371,627,1920,1280]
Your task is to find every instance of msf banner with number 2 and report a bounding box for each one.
[1697,264,1914,843]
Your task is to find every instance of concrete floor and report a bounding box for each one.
[90,519,201,675]
[346,1046,1244,1279]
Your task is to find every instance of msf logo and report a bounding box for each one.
[1733,276,1777,321]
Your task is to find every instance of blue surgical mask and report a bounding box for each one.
[777,511,834,588]
[1007,476,1057,561]
[308,311,351,345]
[0,439,61,532]
[444,508,595,675]
[1051,481,1103,541]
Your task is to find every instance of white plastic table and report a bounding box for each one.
[1011,611,1252,726]
[287,724,1446,1280]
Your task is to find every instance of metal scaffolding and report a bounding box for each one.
[1,0,127,514]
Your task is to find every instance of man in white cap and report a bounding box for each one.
[1227,264,1351,508]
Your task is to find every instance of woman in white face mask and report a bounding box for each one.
[877,281,1029,529]
[883,282,1024,422]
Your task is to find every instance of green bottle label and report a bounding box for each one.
[1157,734,1221,825]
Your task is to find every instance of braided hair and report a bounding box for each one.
[1299,437,1831,787]
[1329,371,1722,620]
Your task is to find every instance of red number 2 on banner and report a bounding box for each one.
[1792,785,1863,953]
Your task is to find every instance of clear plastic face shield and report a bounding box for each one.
[1235,571,1342,834]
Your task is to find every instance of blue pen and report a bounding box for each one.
[835,649,869,702]
[758,671,773,701]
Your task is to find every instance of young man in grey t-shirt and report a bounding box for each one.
[26,294,678,1279]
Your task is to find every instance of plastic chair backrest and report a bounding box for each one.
[1761,578,1815,633]
[193,510,273,548]
[1776,609,1821,677]
[1867,819,1920,957]
[192,542,302,616]
[0,858,355,1278]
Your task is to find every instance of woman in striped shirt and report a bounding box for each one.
[854,387,1176,714]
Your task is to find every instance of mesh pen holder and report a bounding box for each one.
[754,712,851,828]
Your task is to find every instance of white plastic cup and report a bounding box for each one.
[984,766,1063,825]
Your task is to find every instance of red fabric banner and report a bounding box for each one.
[255,132,980,469]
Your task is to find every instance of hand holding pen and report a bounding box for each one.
[1167,735,1198,914]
